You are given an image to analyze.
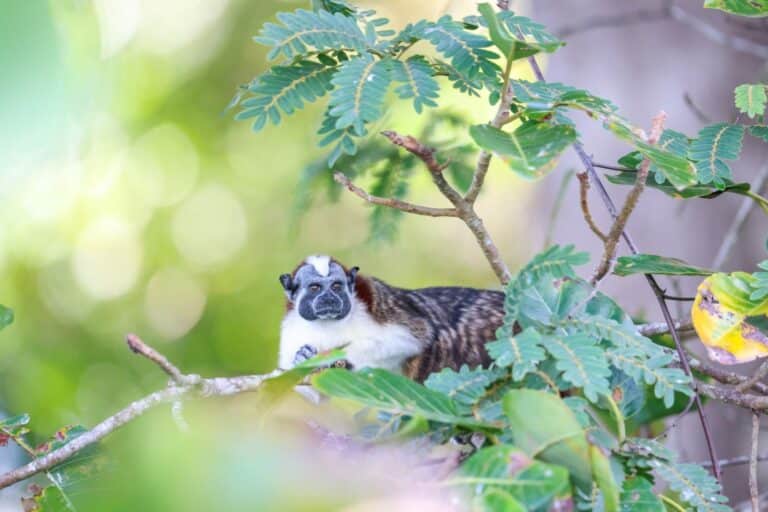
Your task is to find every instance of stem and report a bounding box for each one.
[605,395,626,443]
[751,412,761,512]
[659,494,687,512]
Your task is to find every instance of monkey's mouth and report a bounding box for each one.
[314,309,343,320]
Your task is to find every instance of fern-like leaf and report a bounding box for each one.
[562,316,666,358]
[391,56,439,113]
[236,61,336,131]
[487,326,546,380]
[607,350,691,408]
[688,123,745,187]
[256,9,369,61]
[424,364,503,407]
[734,83,767,119]
[502,245,589,328]
[650,460,730,512]
[431,59,484,96]
[328,55,392,135]
[497,12,562,46]
[317,108,359,165]
[416,16,500,80]
[542,333,611,402]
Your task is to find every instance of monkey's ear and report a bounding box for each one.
[279,273,294,299]
[347,266,359,288]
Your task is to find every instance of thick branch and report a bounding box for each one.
[333,172,458,217]
[590,111,667,284]
[0,337,284,490]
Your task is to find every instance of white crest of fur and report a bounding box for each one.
[279,297,422,373]
[305,254,331,276]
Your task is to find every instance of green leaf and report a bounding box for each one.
[477,4,558,61]
[390,56,439,114]
[590,446,619,512]
[497,11,562,47]
[620,478,664,512]
[255,9,369,61]
[475,489,527,512]
[416,16,500,80]
[650,460,730,512]
[734,84,767,118]
[510,80,615,118]
[487,327,546,380]
[750,125,768,142]
[503,390,593,492]
[236,61,335,131]
[542,333,611,402]
[688,123,745,186]
[469,122,577,179]
[704,0,768,17]
[503,245,589,328]
[613,254,715,277]
[0,413,30,440]
[424,364,502,407]
[312,368,496,429]
[328,55,392,136]
[458,445,571,511]
[607,351,691,408]
[606,120,697,190]
[0,304,13,331]
[606,171,751,200]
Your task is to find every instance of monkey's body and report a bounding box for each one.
[279,256,505,382]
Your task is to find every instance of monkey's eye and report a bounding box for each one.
[308,284,321,292]
[331,282,343,292]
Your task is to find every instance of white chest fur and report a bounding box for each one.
[278,303,422,372]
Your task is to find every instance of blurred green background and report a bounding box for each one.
[0,0,535,436]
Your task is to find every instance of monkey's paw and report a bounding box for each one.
[293,344,319,366]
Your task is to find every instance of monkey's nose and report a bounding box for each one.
[315,294,342,315]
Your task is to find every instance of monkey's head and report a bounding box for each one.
[279,255,359,321]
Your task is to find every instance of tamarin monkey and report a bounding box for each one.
[279,255,505,382]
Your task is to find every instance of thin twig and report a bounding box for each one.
[662,294,696,302]
[524,52,722,482]
[751,412,761,512]
[380,130,512,284]
[333,172,458,217]
[712,160,768,269]
[689,357,768,395]
[577,172,608,242]
[737,361,768,393]
[592,162,635,173]
[591,111,667,285]
[636,319,693,337]
[703,454,768,469]
[0,338,284,490]
[126,333,193,386]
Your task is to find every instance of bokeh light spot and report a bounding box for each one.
[145,267,206,341]
[171,184,247,266]
[73,217,142,300]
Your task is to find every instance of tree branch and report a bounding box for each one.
[590,111,667,285]
[751,412,761,512]
[577,171,608,242]
[0,336,284,491]
[636,319,693,337]
[379,130,512,284]
[333,172,458,217]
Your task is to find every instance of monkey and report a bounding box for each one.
[278,255,505,382]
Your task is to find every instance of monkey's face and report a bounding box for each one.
[280,259,358,322]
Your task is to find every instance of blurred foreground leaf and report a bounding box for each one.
[613,254,715,277]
